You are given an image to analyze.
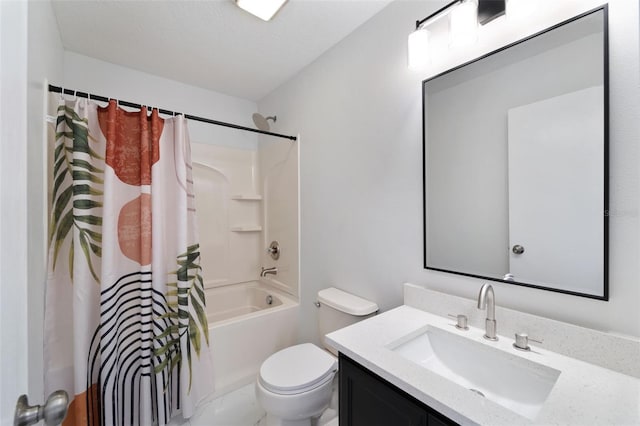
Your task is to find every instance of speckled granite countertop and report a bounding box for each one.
[326,305,640,426]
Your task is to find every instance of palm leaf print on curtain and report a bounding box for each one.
[44,97,213,426]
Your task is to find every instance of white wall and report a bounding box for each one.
[0,1,29,423]
[26,0,64,406]
[63,51,259,150]
[258,0,640,344]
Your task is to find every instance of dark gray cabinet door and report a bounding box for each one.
[339,354,458,426]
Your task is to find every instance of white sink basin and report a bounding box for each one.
[390,325,561,420]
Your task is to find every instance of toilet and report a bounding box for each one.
[255,287,378,426]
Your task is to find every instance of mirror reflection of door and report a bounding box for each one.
[507,86,604,294]
[423,7,607,298]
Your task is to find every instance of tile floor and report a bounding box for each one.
[169,382,339,426]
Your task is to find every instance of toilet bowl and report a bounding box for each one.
[256,343,336,426]
[256,288,378,426]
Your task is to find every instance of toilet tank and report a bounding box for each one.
[317,287,378,355]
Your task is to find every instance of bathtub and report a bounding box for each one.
[206,280,299,397]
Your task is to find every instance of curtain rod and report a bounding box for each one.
[48,84,297,142]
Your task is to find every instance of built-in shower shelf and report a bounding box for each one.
[231,194,263,201]
[230,225,263,232]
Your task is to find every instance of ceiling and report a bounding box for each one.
[52,0,393,101]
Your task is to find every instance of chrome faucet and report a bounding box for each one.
[477,283,498,341]
[260,266,277,277]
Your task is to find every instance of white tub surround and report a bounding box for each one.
[207,281,298,398]
[326,286,640,425]
[205,280,291,324]
[257,136,299,298]
[191,128,300,400]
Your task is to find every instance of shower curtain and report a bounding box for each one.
[44,97,212,426]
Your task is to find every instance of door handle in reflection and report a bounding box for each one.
[512,244,525,255]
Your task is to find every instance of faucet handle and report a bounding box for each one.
[447,314,469,330]
[513,332,543,351]
[266,241,280,260]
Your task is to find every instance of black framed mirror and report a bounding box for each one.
[422,6,608,299]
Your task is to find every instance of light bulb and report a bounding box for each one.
[449,0,479,47]
[506,0,540,22]
[408,28,430,70]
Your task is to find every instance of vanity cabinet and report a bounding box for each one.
[339,354,458,426]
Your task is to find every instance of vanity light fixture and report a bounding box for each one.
[449,0,479,47]
[408,0,505,69]
[235,0,288,21]
[408,28,430,70]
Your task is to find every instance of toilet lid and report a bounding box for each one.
[259,343,338,395]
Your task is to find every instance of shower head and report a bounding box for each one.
[252,113,277,131]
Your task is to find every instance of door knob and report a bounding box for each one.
[512,244,525,255]
[14,390,69,426]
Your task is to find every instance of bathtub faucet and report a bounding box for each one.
[260,266,278,277]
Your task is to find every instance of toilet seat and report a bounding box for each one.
[259,343,338,395]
